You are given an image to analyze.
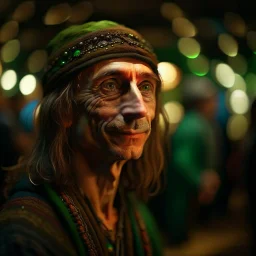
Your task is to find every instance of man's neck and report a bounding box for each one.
[73,151,126,229]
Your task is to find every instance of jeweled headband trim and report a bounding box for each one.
[46,31,154,75]
[43,27,158,93]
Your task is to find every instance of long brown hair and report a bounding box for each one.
[22,68,169,200]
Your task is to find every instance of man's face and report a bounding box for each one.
[75,58,159,161]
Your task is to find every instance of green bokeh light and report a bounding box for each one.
[178,38,200,59]
[187,54,209,76]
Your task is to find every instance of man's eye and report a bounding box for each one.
[139,82,153,92]
[101,79,119,92]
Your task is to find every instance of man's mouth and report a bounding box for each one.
[117,129,148,135]
[107,129,149,137]
[106,129,148,146]
[117,133,146,139]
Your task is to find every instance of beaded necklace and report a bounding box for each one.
[92,200,125,256]
[60,191,125,256]
[60,192,98,256]
[60,190,152,256]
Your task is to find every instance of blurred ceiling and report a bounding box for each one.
[0,0,255,72]
[173,0,256,19]
[1,0,256,27]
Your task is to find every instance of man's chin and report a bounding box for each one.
[105,133,148,160]
[110,146,143,160]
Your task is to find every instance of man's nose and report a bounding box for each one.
[121,83,147,122]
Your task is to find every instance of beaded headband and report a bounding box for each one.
[43,25,158,94]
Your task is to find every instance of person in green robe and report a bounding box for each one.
[165,75,220,244]
[0,20,169,256]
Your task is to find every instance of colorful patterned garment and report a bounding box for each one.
[0,176,163,256]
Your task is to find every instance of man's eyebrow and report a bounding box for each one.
[137,71,160,83]
[92,70,126,82]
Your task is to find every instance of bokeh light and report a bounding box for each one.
[227,115,249,141]
[12,1,35,22]
[69,1,93,23]
[0,61,2,77]
[160,2,184,20]
[164,101,184,124]
[245,73,256,99]
[231,74,246,92]
[229,89,249,114]
[187,54,210,76]
[172,17,197,37]
[44,3,72,25]
[215,63,235,88]
[159,113,165,131]
[27,50,48,73]
[218,33,238,57]
[1,70,17,90]
[0,21,19,43]
[23,80,43,101]
[227,54,248,75]
[225,75,247,112]
[158,62,181,91]
[19,74,37,95]
[1,39,20,63]
[224,12,247,37]
[178,38,200,58]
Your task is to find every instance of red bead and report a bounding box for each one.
[77,220,82,226]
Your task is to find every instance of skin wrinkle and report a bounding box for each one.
[75,59,156,153]
[71,58,158,228]
[78,91,101,112]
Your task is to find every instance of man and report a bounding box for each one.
[165,76,220,244]
[0,20,167,255]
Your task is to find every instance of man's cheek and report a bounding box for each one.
[148,102,156,121]
[145,110,155,125]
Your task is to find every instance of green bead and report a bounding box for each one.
[60,60,66,66]
[73,49,81,57]
[107,242,113,252]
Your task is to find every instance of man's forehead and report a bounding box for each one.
[92,58,155,77]
[77,58,159,83]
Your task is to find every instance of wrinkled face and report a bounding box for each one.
[75,58,159,161]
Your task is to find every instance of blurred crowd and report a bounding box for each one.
[0,92,36,204]
[148,76,256,255]
[0,75,255,255]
